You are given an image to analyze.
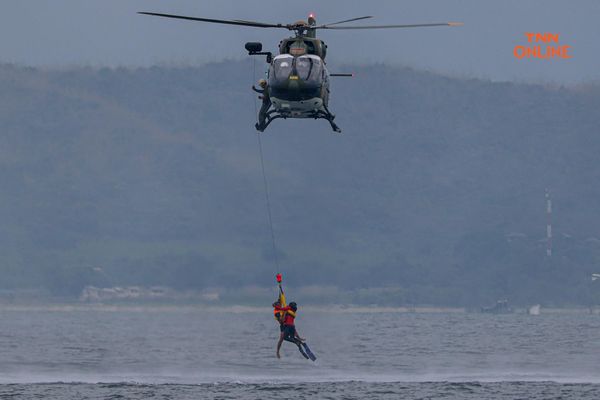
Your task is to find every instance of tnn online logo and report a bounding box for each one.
[514,33,572,59]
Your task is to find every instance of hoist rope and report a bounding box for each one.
[251,58,281,274]
[252,58,259,119]
[257,134,280,273]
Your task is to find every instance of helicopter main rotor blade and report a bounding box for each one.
[320,16,374,27]
[318,22,463,29]
[232,19,290,28]
[138,12,287,29]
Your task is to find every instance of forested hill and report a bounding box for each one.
[1,61,599,306]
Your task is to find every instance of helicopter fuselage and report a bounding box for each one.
[267,54,330,118]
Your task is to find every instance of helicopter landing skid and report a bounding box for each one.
[256,109,341,133]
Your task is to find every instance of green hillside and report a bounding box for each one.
[1,61,599,306]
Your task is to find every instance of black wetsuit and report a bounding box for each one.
[282,325,297,343]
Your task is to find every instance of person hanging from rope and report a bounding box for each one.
[272,273,287,336]
[272,285,285,333]
[252,79,271,132]
[271,276,316,361]
[273,299,284,326]
[274,301,307,359]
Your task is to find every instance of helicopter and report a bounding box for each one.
[139,12,462,133]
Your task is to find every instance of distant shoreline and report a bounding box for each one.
[0,303,599,315]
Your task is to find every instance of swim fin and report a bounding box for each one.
[302,342,317,361]
[296,343,309,359]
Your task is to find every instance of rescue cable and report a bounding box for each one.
[251,58,281,274]
[257,133,280,273]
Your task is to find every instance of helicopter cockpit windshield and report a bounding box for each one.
[269,54,323,85]
[295,55,323,83]
[271,55,294,82]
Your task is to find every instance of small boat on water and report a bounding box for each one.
[481,299,513,314]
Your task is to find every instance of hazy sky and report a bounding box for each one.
[1,1,598,83]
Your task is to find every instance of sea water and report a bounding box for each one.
[0,306,598,399]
